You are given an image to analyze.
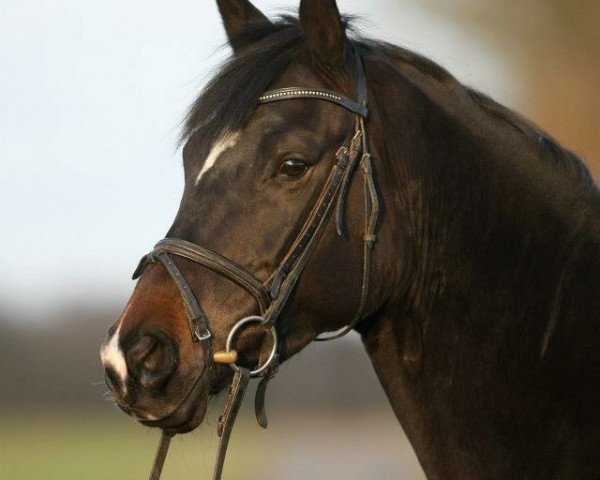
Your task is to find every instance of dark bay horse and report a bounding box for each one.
[101,0,600,478]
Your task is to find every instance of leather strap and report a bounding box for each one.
[134,239,270,313]
[354,53,368,107]
[268,146,350,302]
[147,370,251,480]
[148,431,173,480]
[213,368,251,480]
[335,129,364,235]
[316,150,379,341]
[258,87,368,117]
[153,251,212,343]
[254,354,279,428]
[148,251,216,388]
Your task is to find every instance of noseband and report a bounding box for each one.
[134,52,380,480]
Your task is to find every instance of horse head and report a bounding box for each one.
[101,0,385,435]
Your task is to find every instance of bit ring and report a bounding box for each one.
[225,315,278,377]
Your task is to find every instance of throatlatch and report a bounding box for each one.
[136,50,380,480]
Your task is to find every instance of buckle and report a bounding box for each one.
[193,323,212,342]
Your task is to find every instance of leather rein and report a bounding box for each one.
[133,52,380,480]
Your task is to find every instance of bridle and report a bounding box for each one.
[137,50,379,480]
[133,51,380,480]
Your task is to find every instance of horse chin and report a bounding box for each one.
[139,372,210,435]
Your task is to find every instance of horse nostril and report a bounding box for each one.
[128,335,158,363]
[125,333,178,390]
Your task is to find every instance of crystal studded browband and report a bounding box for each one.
[258,87,369,118]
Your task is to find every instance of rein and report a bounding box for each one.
[134,52,380,479]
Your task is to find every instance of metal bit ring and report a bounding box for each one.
[225,315,278,377]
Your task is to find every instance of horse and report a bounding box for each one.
[100,0,600,478]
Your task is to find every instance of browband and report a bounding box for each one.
[258,87,368,117]
[258,52,369,118]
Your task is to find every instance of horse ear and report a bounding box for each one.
[299,0,346,66]
[216,0,269,49]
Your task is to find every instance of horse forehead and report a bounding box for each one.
[192,111,291,186]
[195,131,240,185]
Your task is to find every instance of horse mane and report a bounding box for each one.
[467,89,593,184]
[356,38,596,192]
[182,14,596,193]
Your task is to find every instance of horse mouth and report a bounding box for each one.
[139,372,210,434]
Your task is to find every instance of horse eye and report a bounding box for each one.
[278,158,309,178]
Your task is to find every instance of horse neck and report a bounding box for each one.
[359,54,600,478]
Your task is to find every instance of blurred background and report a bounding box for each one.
[1,0,598,478]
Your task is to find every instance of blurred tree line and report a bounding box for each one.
[0,305,388,412]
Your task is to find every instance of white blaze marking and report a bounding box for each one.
[101,325,128,384]
[195,132,240,185]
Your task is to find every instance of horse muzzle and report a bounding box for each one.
[101,325,210,433]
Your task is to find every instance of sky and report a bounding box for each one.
[0,0,518,321]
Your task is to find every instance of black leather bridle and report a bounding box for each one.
[135,52,380,480]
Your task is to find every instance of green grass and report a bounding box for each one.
[0,410,260,479]
[0,408,424,479]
